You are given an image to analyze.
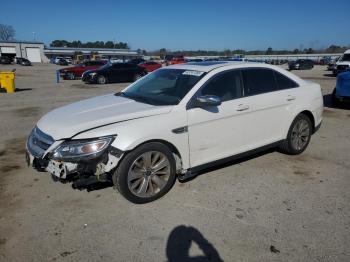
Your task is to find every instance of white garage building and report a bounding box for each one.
[0,40,48,63]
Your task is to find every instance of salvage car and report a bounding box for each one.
[82,62,147,84]
[288,59,314,70]
[332,70,350,105]
[16,57,32,66]
[0,56,12,64]
[333,49,350,76]
[26,61,323,203]
[166,56,186,66]
[138,61,162,72]
[59,60,107,80]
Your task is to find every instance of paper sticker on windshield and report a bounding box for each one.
[182,70,204,76]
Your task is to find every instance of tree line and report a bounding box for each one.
[50,40,129,49]
[149,45,349,58]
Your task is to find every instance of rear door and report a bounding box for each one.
[239,68,298,148]
[109,64,126,82]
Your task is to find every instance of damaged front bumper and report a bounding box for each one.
[26,127,123,183]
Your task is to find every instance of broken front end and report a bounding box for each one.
[26,127,123,189]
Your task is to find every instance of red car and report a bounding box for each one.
[59,60,107,80]
[166,56,186,66]
[138,61,162,72]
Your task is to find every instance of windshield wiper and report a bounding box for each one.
[115,92,158,105]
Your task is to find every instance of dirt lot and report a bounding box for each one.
[0,63,349,262]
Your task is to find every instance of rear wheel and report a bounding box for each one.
[97,75,107,84]
[113,142,176,204]
[279,114,312,155]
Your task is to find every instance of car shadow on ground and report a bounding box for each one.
[323,94,350,110]
[166,225,223,262]
[323,73,336,77]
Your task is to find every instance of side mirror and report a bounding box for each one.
[192,95,222,108]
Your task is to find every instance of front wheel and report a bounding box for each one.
[113,142,176,204]
[97,75,107,84]
[68,72,76,80]
[279,114,312,155]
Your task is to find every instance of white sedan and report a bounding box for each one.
[26,61,323,203]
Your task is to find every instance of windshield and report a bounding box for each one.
[340,54,350,62]
[118,69,206,106]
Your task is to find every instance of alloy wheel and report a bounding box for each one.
[127,151,170,197]
[291,119,310,151]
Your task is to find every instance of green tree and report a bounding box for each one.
[266,47,273,55]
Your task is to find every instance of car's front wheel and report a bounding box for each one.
[113,142,176,204]
[97,75,107,84]
[279,114,312,155]
[68,72,76,80]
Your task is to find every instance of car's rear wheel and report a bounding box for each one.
[113,142,176,204]
[279,114,312,155]
[97,75,107,84]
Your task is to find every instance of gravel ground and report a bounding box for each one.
[0,63,349,262]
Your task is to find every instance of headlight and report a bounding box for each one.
[52,136,114,161]
[89,72,97,77]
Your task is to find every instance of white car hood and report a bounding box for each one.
[37,94,173,140]
[336,61,350,66]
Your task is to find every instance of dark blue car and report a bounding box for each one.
[332,70,350,105]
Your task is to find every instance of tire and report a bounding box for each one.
[97,75,107,84]
[113,142,176,204]
[68,72,76,80]
[133,73,142,82]
[332,88,340,106]
[279,114,312,155]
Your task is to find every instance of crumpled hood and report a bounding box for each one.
[37,94,173,140]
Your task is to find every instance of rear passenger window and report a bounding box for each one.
[201,70,243,102]
[273,71,298,89]
[242,68,277,95]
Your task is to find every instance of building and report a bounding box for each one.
[0,40,48,62]
[44,47,141,62]
[0,41,141,63]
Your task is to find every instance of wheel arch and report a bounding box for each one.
[123,139,183,173]
[298,110,315,132]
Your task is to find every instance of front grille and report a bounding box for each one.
[27,127,54,158]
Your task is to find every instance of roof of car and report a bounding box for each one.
[165,61,261,72]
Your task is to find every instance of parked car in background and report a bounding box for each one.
[54,57,64,64]
[186,58,204,62]
[333,49,350,76]
[288,59,314,70]
[59,60,107,80]
[82,62,147,84]
[327,57,340,71]
[56,58,69,66]
[110,58,124,63]
[332,70,350,105]
[138,61,162,72]
[166,56,186,66]
[128,58,145,64]
[26,61,323,203]
[0,56,12,64]
[16,57,32,66]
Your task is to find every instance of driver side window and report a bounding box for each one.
[200,70,243,102]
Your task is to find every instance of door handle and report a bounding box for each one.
[286,95,296,101]
[236,104,250,111]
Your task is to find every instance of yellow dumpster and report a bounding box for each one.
[0,72,15,93]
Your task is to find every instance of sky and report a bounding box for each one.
[1,0,349,51]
